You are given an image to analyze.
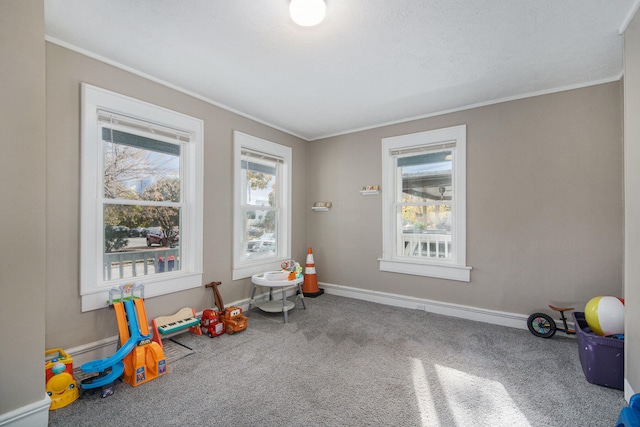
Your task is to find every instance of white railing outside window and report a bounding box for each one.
[402,232,451,258]
[104,248,181,280]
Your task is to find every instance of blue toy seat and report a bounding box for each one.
[617,394,640,427]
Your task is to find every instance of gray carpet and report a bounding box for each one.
[49,294,626,426]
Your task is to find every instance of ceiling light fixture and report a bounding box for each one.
[290,0,326,27]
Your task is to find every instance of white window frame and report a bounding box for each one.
[380,124,471,282]
[80,83,204,311]
[232,131,291,280]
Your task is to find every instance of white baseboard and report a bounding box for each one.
[625,378,636,403]
[0,393,50,427]
[321,282,536,331]
[67,334,120,366]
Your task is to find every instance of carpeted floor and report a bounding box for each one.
[49,294,626,426]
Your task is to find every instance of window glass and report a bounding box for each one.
[244,213,278,258]
[242,154,277,207]
[100,126,183,281]
[240,152,279,260]
[103,133,180,202]
[103,204,181,281]
[398,149,453,260]
[398,150,452,203]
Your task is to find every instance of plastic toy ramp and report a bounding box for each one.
[79,361,125,391]
[122,298,167,387]
[80,299,142,388]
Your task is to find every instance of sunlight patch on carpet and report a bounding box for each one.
[412,358,441,427]
[435,364,531,427]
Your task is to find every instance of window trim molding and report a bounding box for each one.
[232,131,292,280]
[380,124,471,282]
[80,83,204,311]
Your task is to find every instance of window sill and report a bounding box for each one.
[233,257,289,281]
[379,258,471,282]
[81,271,203,312]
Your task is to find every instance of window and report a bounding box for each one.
[81,84,204,311]
[233,131,291,279]
[380,125,471,281]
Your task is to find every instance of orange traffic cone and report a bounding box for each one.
[302,247,324,297]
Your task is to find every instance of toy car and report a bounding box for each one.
[220,306,248,334]
[200,309,224,338]
[204,281,248,335]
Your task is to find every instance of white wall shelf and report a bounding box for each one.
[360,185,379,195]
[312,202,332,211]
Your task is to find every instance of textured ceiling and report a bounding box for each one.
[45,0,639,141]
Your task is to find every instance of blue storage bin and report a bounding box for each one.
[573,312,624,390]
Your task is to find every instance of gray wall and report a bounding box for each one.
[45,43,309,349]
[0,0,47,414]
[308,82,624,315]
[624,9,640,396]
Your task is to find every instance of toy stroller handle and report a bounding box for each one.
[205,281,225,313]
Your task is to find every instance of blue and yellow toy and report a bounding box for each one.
[45,348,79,410]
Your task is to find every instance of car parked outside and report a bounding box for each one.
[147,226,179,247]
[247,226,262,238]
[128,227,146,237]
[146,227,167,247]
[247,233,275,252]
[107,225,130,235]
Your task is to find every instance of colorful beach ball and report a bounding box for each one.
[584,296,625,336]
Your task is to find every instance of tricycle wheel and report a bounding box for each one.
[527,313,556,338]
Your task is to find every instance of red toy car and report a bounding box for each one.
[200,309,224,338]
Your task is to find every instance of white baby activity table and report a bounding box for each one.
[249,271,306,323]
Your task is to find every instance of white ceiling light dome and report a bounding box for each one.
[290,0,326,27]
